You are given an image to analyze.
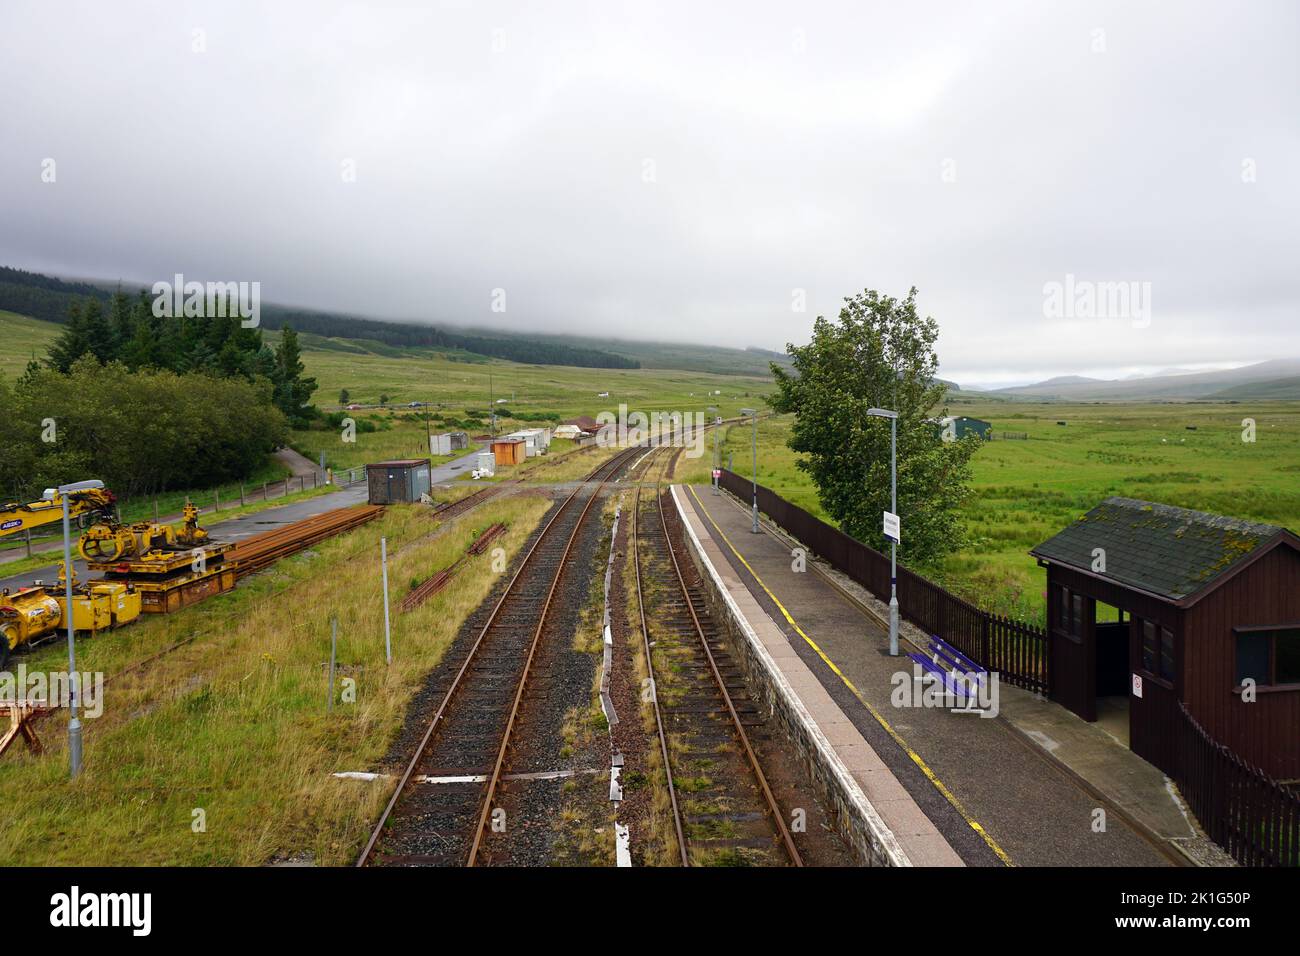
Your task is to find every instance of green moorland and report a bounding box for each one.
[677,402,1300,625]
[0,309,58,380]
[277,326,773,473]
[6,310,1297,625]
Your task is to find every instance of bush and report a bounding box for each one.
[0,358,289,500]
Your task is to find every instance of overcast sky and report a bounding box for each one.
[1,1,1296,386]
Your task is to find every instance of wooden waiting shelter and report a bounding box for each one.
[1031,497,1300,780]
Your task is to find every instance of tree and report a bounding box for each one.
[769,287,978,567]
[271,325,318,425]
[46,301,94,372]
[339,388,350,405]
[47,299,114,369]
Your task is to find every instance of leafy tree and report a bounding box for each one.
[0,359,288,502]
[339,388,350,405]
[770,287,978,567]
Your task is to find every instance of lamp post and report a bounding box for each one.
[44,479,104,777]
[707,406,720,495]
[740,408,758,532]
[867,408,900,657]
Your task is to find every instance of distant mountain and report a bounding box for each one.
[1206,375,1300,401]
[1023,375,1104,388]
[0,264,800,377]
[989,360,1300,401]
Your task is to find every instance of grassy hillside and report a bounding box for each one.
[0,310,58,380]
[260,323,771,420]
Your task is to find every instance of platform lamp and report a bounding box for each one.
[44,478,104,777]
[866,408,900,656]
[740,408,759,532]
[706,406,720,495]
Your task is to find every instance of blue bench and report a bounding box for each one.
[906,634,987,702]
[906,652,971,700]
[926,635,987,687]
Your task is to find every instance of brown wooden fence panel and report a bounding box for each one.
[718,470,1047,694]
[1176,701,1299,866]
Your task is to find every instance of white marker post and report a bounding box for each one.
[381,537,392,665]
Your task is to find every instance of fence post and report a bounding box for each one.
[214,489,220,513]
[981,615,990,670]
[240,484,246,506]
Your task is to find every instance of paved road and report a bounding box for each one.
[430,443,490,483]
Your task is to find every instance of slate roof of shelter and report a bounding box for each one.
[1030,496,1291,604]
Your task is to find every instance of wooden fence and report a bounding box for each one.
[1176,702,1299,866]
[719,470,1047,694]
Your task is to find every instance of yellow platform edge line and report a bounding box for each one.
[684,483,1014,867]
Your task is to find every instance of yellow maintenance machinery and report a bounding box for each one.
[0,486,234,665]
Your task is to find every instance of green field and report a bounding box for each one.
[680,403,1300,624]
[0,310,58,380]
[267,328,773,421]
[6,309,1298,625]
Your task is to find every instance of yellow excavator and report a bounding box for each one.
[0,485,210,666]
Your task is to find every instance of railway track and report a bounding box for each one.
[632,447,803,866]
[429,480,520,523]
[357,443,645,867]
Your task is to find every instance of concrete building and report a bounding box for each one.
[429,431,470,455]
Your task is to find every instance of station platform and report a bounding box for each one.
[675,483,1207,867]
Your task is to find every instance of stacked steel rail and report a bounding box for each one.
[632,447,803,866]
[357,443,646,867]
[228,505,382,577]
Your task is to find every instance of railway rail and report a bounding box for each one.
[429,480,520,523]
[631,446,804,866]
[228,505,383,577]
[357,443,646,867]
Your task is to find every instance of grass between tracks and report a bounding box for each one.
[552,500,619,866]
[0,495,551,865]
[622,489,681,867]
